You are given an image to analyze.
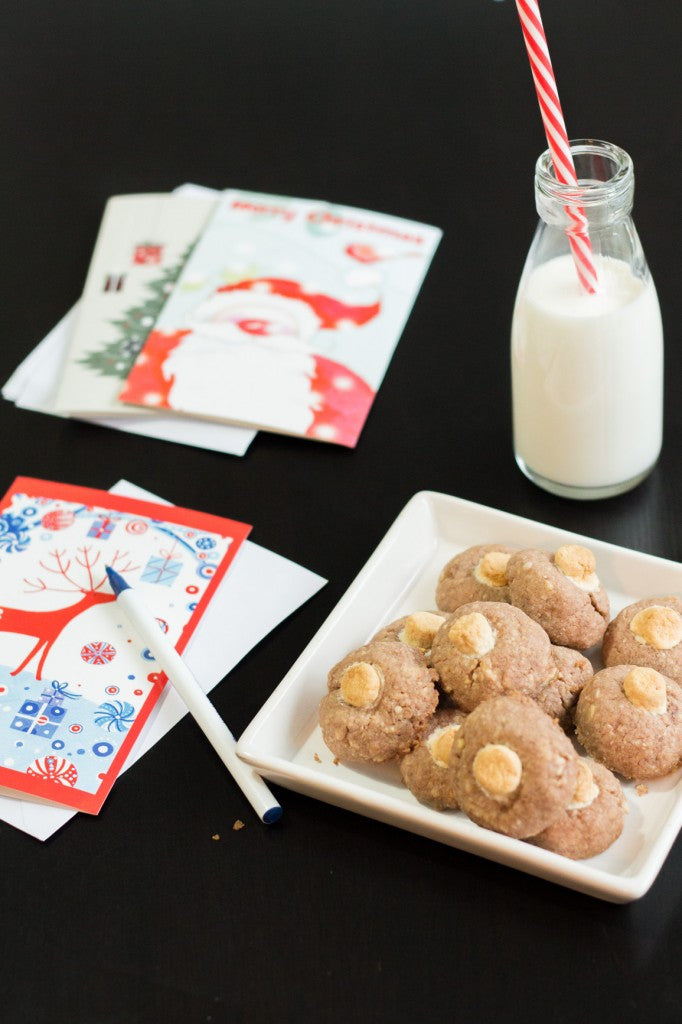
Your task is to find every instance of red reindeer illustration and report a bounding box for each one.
[0,546,139,680]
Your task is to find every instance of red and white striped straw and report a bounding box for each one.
[515,0,598,294]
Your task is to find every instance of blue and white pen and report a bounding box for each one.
[105,565,282,825]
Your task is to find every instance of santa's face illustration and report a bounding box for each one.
[121,277,380,446]
[187,286,322,350]
[165,292,319,434]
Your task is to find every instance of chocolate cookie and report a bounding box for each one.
[535,645,593,730]
[429,601,553,712]
[319,640,438,763]
[372,611,446,654]
[453,695,579,839]
[435,544,517,613]
[602,596,682,684]
[399,707,468,810]
[530,758,627,860]
[506,545,609,650]
[574,664,682,779]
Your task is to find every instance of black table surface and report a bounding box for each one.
[2,2,681,1022]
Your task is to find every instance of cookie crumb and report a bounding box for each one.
[211,833,220,841]
[333,757,340,765]
[313,752,322,763]
[636,784,649,796]
[232,819,245,831]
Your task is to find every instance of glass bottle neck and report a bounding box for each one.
[535,139,634,230]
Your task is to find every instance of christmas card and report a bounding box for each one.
[53,193,218,417]
[0,477,251,814]
[4,305,256,456]
[118,190,442,447]
[0,479,326,841]
[4,184,257,456]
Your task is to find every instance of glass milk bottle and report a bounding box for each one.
[511,139,663,499]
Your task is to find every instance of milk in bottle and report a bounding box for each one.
[511,140,663,500]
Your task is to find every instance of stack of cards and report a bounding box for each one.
[0,476,326,836]
[4,186,441,453]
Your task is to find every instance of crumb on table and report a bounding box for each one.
[233,819,245,831]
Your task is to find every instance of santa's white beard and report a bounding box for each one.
[162,330,317,433]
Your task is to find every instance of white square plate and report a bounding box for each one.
[237,491,682,902]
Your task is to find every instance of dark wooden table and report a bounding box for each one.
[2,2,681,1021]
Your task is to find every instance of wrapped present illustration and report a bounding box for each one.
[11,695,67,738]
[141,554,182,586]
[133,243,164,265]
[87,516,117,540]
[40,684,65,708]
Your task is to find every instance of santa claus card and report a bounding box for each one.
[0,477,250,813]
[118,190,441,447]
[53,193,218,418]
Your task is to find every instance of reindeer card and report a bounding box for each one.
[0,477,250,813]
[118,189,441,447]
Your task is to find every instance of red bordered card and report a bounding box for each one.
[0,477,251,813]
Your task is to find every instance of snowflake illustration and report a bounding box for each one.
[81,641,117,666]
[94,700,136,732]
[0,511,31,553]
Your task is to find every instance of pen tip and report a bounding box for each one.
[105,565,130,595]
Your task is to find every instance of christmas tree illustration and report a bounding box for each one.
[78,241,196,380]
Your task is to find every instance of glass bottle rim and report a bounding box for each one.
[535,138,633,207]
